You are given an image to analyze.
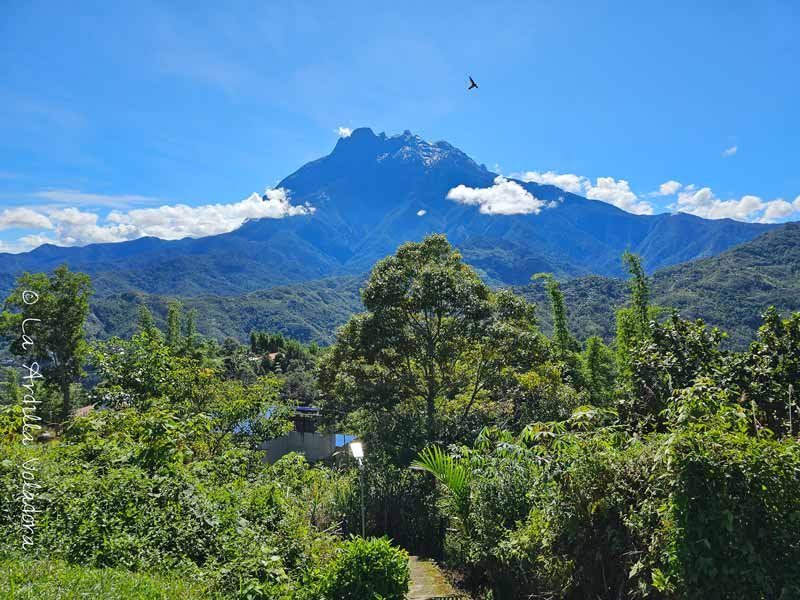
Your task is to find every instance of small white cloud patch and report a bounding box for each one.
[446,176,545,215]
[337,127,352,138]
[514,170,586,194]
[722,145,738,157]
[416,209,427,216]
[584,177,653,215]
[656,180,682,196]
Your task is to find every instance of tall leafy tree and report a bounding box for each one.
[622,251,650,337]
[533,273,578,358]
[581,336,615,405]
[166,300,183,349]
[319,235,544,448]
[137,304,160,338]
[184,308,198,351]
[616,252,654,373]
[2,265,92,420]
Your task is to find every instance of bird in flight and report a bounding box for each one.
[468,76,478,90]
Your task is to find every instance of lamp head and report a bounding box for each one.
[350,441,364,460]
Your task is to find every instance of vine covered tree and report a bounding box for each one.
[533,273,578,359]
[616,252,655,373]
[184,308,198,352]
[166,300,183,350]
[137,304,160,338]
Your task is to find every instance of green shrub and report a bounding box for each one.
[0,440,345,598]
[655,426,800,599]
[317,537,409,600]
[424,398,800,599]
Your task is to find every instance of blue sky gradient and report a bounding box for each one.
[1,1,798,250]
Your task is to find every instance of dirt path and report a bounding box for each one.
[407,556,461,599]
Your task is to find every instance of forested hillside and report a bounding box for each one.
[522,222,800,348]
[88,276,364,345]
[86,223,800,349]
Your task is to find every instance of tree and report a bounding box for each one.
[2,265,92,420]
[137,304,160,338]
[622,313,725,429]
[581,336,615,405]
[616,252,656,374]
[0,367,21,406]
[184,308,198,351]
[319,235,544,448]
[533,273,577,359]
[166,300,183,349]
[622,251,649,335]
[725,308,800,436]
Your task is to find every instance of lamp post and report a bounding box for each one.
[350,441,365,538]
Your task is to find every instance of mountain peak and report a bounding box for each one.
[331,127,477,169]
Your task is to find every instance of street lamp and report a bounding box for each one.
[349,441,366,537]
[350,441,364,462]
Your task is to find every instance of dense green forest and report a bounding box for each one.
[2,234,799,599]
[88,276,364,345]
[82,223,800,351]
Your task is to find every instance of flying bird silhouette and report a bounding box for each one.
[468,76,478,90]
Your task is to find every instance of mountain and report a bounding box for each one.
[0,127,776,298]
[88,276,364,345]
[517,222,800,349]
[86,223,800,349]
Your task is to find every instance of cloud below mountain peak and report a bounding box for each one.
[446,176,546,215]
[0,188,312,252]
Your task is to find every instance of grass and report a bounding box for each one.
[1,557,221,599]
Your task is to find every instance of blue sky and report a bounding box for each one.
[1,0,798,251]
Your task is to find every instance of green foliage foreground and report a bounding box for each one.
[416,396,800,599]
[3,236,800,599]
[0,330,408,599]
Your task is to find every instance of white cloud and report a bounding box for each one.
[672,187,800,222]
[584,177,653,215]
[514,170,653,214]
[0,188,314,251]
[656,180,682,196]
[336,127,352,138]
[0,207,53,230]
[675,187,759,220]
[722,145,738,157]
[514,170,587,194]
[105,188,314,242]
[446,176,546,215]
[760,200,796,223]
[416,209,427,216]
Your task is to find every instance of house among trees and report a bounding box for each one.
[260,406,355,463]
